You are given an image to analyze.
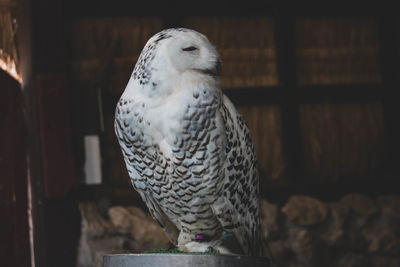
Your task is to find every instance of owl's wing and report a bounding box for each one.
[114,99,179,245]
[212,94,262,256]
[138,190,180,245]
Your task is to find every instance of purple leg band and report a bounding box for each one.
[195,235,205,240]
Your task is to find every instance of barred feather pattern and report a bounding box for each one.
[215,95,261,256]
[115,92,261,256]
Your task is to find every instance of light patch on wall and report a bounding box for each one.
[27,156,35,267]
[84,135,103,185]
[0,49,21,83]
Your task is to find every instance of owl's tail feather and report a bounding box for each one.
[141,192,179,245]
[262,238,277,267]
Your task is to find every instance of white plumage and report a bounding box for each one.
[115,28,262,255]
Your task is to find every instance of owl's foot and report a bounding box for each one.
[179,241,232,255]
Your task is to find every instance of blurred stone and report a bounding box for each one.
[322,228,345,247]
[289,228,316,265]
[329,201,351,228]
[108,206,170,251]
[78,202,115,238]
[377,195,400,218]
[77,203,123,267]
[321,201,350,247]
[371,256,400,267]
[260,199,279,238]
[282,195,328,226]
[340,194,378,216]
[77,195,400,267]
[363,228,400,255]
[324,201,370,250]
[335,253,371,267]
[340,194,379,229]
[81,236,130,267]
[267,240,291,263]
[346,230,369,251]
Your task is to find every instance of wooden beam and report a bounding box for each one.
[274,10,304,185]
[64,0,276,18]
[62,0,392,19]
[379,15,400,178]
[103,83,385,117]
[224,84,384,106]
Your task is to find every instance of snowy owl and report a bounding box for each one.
[115,28,262,256]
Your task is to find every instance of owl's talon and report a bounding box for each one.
[206,246,214,253]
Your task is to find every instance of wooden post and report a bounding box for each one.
[16,0,77,266]
[16,0,49,265]
[0,70,31,267]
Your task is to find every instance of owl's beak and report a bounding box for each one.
[215,60,222,76]
[201,60,222,77]
[194,60,222,78]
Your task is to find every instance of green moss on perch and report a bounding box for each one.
[144,248,220,255]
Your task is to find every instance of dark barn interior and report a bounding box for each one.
[1,0,400,266]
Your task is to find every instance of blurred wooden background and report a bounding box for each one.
[67,13,397,203]
[3,1,399,267]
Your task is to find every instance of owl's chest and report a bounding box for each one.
[140,92,211,150]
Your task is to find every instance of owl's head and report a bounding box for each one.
[130,28,221,96]
[161,28,221,77]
